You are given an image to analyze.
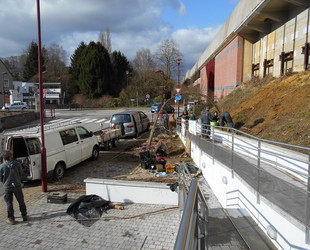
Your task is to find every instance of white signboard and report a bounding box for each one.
[188,120,197,135]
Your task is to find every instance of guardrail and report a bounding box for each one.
[176,118,310,244]
[174,164,209,250]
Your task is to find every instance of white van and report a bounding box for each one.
[0,122,100,180]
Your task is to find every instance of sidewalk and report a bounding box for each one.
[0,192,181,250]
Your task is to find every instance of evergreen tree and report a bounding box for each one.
[69,42,87,81]
[22,41,45,81]
[77,42,113,98]
[69,42,87,96]
[111,51,131,97]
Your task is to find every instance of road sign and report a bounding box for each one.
[176,88,181,93]
[175,94,182,101]
[146,94,150,99]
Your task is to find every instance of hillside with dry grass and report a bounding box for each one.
[217,71,310,148]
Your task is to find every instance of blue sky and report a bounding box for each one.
[163,0,239,29]
[0,0,239,74]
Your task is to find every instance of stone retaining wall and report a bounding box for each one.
[0,111,40,132]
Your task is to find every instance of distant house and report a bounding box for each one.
[11,82,38,107]
[11,81,62,108]
[0,59,13,107]
[42,82,62,105]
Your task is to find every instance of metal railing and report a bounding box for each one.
[177,119,310,244]
[174,164,209,250]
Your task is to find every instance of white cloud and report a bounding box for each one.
[0,0,166,56]
[172,26,220,69]
[0,0,220,72]
[165,0,187,15]
[178,2,187,16]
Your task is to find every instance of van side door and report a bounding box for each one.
[76,126,94,160]
[59,128,81,167]
[25,137,42,180]
[139,111,150,131]
[133,112,143,135]
[6,136,42,181]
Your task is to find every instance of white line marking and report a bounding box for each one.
[96,118,107,123]
[85,119,98,123]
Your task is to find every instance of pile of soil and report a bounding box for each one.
[118,133,187,183]
[219,71,310,148]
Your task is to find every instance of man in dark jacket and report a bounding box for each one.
[0,151,28,225]
[201,106,213,138]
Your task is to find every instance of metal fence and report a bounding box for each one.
[176,119,310,244]
[174,163,209,250]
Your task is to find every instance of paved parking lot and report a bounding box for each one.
[0,134,184,249]
[0,192,181,250]
[0,128,252,249]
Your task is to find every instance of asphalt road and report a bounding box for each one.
[52,107,155,132]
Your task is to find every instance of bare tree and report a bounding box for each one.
[155,39,182,80]
[98,28,112,54]
[131,48,156,73]
[45,43,67,78]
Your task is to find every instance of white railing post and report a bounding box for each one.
[305,153,310,244]
[257,140,261,204]
[231,130,235,178]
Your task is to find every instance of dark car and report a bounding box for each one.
[150,103,175,113]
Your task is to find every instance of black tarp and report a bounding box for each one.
[67,194,111,227]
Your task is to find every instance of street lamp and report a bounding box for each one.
[177,58,181,89]
[36,0,47,192]
[2,72,8,107]
[125,70,129,88]
[125,70,129,106]
[155,69,165,105]
[177,58,182,117]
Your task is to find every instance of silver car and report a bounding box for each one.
[2,102,30,111]
[110,110,150,137]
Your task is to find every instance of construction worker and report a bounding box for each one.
[189,111,196,120]
[219,111,234,128]
[181,107,189,120]
[201,106,213,138]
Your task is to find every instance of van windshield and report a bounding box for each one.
[111,114,131,123]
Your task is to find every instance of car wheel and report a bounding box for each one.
[106,141,113,151]
[53,162,65,180]
[91,146,99,159]
[112,138,119,147]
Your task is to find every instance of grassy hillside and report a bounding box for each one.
[217,71,310,148]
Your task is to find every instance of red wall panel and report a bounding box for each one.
[214,36,244,99]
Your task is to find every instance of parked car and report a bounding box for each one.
[0,122,100,180]
[2,102,29,110]
[151,102,175,113]
[110,110,150,138]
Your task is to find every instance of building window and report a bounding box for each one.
[4,79,9,87]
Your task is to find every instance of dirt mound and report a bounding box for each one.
[218,71,310,148]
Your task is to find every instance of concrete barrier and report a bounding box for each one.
[84,178,179,205]
[0,111,40,132]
